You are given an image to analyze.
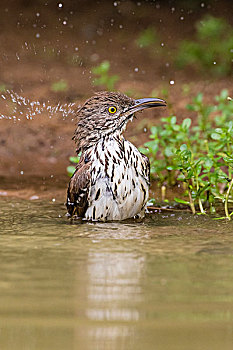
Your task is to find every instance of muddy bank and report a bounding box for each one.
[0,0,232,183]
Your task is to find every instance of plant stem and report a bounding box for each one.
[161,185,166,201]
[198,198,205,214]
[196,174,205,214]
[225,178,233,220]
[227,143,232,179]
[188,190,196,214]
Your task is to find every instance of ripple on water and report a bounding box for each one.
[1,198,233,350]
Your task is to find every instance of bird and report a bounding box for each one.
[66,91,166,221]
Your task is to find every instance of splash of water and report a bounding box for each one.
[0,90,77,121]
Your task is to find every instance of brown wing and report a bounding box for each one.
[66,156,91,218]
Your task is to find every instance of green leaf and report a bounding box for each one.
[92,60,110,74]
[67,166,76,177]
[212,217,228,220]
[170,116,177,125]
[164,146,174,157]
[195,93,203,104]
[167,165,177,170]
[180,144,188,151]
[204,158,213,169]
[211,132,221,140]
[182,118,192,129]
[150,126,158,135]
[69,156,80,163]
[174,198,190,205]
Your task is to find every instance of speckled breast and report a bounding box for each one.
[84,136,150,221]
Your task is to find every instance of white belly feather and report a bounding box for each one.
[84,137,149,221]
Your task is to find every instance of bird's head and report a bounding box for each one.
[74,91,166,152]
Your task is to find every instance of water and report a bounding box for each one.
[1,198,233,349]
[0,90,77,121]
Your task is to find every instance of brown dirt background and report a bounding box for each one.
[0,0,232,199]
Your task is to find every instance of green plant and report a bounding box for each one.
[136,27,158,48]
[67,155,80,177]
[135,27,164,58]
[92,61,119,91]
[175,16,233,76]
[141,89,233,218]
[51,79,68,92]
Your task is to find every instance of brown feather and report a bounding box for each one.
[73,91,134,153]
[66,155,91,218]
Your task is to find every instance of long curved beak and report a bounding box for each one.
[128,97,167,114]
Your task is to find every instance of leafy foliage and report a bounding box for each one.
[92,61,119,91]
[175,16,233,76]
[140,90,233,218]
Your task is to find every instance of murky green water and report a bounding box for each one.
[1,199,233,349]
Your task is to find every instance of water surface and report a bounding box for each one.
[1,199,233,350]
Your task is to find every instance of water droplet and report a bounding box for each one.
[36,33,40,38]
[52,198,56,202]
[161,42,164,47]
[213,61,216,65]
[201,2,205,7]
[180,16,184,20]
[20,170,24,175]
[63,20,67,25]
[113,1,118,6]
[170,80,175,85]
[36,12,40,17]
[58,3,63,8]
[134,67,139,72]
[0,90,76,121]
[30,195,39,200]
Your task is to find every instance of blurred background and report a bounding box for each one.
[0,0,232,196]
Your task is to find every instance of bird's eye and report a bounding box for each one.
[108,106,117,114]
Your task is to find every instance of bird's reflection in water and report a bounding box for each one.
[75,241,145,348]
